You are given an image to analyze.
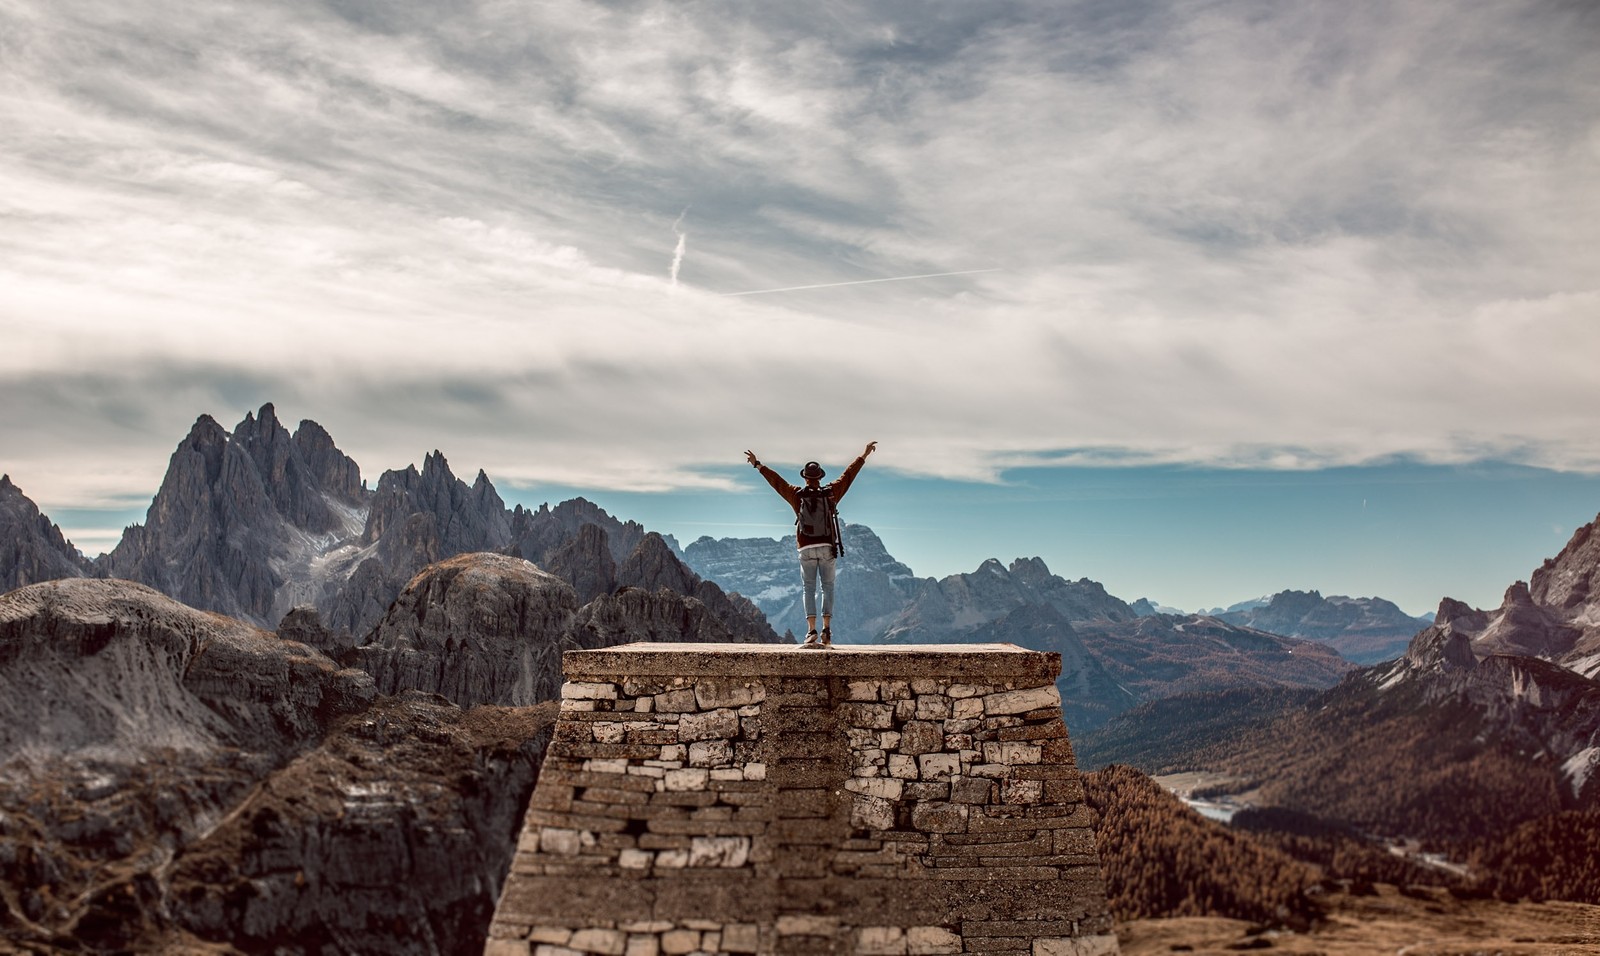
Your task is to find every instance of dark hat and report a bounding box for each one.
[800,461,825,480]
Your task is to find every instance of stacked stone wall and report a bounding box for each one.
[488,644,1117,956]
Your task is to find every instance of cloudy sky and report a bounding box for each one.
[3,0,1598,615]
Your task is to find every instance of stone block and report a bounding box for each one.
[888,754,919,779]
[618,848,652,869]
[857,926,908,955]
[568,928,626,955]
[905,926,962,954]
[540,827,582,856]
[688,739,734,767]
[564,682,619,701]
[846,776,904,800]
[983,742,1043,765]
[655,849,689,869]
[911,801,969,833]
[485,940,532,956]
[947,683,990,699]
[1002,779,1044,805]
[983,685,1060,716]
[659,929,700,954]
[776,915,838,937]
[951,777,993,804]
[1033,935,1120,956]
[851,793,896,831]
[655,688,699,713]
[530,927,576,944]
[880,680,912,700]
[623,935,658,956]
[743,762,767,781]
[678,709,740,741]
[662,768,709,791]
[721,923,761,953]
[952,697,984,720]
[592,723,627,744]
[841,702,896,729]
[899,721,944,755]
[582,758,631,775]
[910,679,942,695]
[688,836,750,867]
[914,695,951,720]
[846,679,882,701]
[918,753,959,781]
[694,677,764,709]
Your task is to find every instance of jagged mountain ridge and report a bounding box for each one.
[1215,589,1433,664]
[17,404,745,646]
[0,475,93,592]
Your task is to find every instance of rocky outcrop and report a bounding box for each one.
[546,522,617,604]
[0,576,557,955]
[1217,589,1431,664]
[355,549,783,711]
[0,475,93,590]
[0,577,373,757]
[166,695,553,955]
[357,553,580,708]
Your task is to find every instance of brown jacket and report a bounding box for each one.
[756,456,869,549]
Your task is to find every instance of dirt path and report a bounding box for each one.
[1119,884,1600,955]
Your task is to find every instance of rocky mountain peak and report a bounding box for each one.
[0,476,93,590]
[1531,513,1600,611]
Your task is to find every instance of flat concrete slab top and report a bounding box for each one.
[564,642,1061,681]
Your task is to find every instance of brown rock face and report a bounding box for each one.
[0,576,556,955]
[0,577,374,756]
[358,553,580,708]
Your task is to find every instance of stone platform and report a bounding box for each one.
[487,644,1118,956]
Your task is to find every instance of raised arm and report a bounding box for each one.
[829,441,878,502]
[746,450,799,510]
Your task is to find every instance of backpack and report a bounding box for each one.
[795,486,844,556]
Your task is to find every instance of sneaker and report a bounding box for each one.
[820,627,832,647]
[801,630,822,648]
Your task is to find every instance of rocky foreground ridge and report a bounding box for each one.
[0,517,780,953]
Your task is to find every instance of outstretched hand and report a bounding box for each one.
[745,449,760,467]
[863,441,878,458]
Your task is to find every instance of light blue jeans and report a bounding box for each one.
[799,544,837,619]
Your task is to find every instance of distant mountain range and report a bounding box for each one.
[1211,590,1432,664]
[684,535,1354,731]
[1086,508,1600,860]
[0,402,1428,735]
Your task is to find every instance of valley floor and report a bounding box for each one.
[1119,884,1600,955]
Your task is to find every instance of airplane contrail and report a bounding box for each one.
[722,268,1000,297]
[669,208,689,287]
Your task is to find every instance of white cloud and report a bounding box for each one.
[2,0,1599,516]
